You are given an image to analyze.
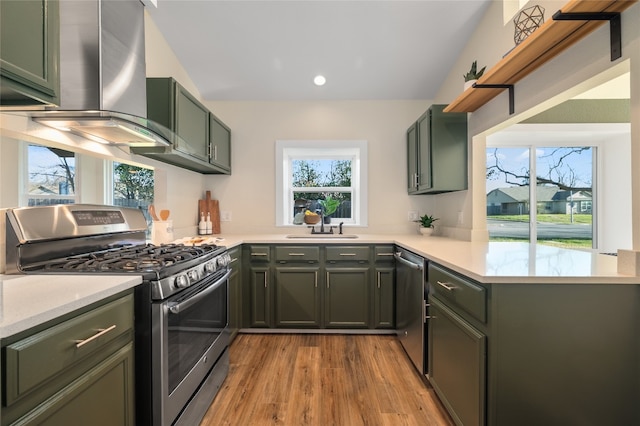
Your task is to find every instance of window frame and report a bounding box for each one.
[275,140,368,227]
[21,142,78,206]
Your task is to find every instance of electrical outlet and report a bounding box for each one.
[220,211,232,221]
[408,211,419,221]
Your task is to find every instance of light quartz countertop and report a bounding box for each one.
[0,274,141,338]
[1,233,636,340]
[182,234,639,285]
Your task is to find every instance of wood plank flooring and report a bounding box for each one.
[200,334,453,426]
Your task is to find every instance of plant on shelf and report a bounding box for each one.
[463,60,486,90]
[415,214,439,229]
[463,60,486,82]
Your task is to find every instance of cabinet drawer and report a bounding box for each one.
[429,264,486,323]
[374,245,395,262]
[275,246,320,262]
[326,246,370,263]
[4,294,133,405]
[248,245,270,262]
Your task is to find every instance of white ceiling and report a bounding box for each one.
[146,0,492,101]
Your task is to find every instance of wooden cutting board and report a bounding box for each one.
[198,190,221,234]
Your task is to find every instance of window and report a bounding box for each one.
[111,161,155,228]
[276,140,368,226]
[24,144,76,206]
[486,145,594,249]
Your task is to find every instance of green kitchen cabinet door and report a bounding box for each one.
[209,113,231,172]
[174,83,210,162]
[407,104,468,194]
[373,266,395,329]
[274,266,321,327]
[406,122,419,193]
[248,266,272,328]
[16,343,135,426]
[429,297,486,426]
[0,0,60,106]
[324,267,370,328]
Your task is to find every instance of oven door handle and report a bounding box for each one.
[168,269,231,315]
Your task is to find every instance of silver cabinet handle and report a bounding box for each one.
[213,145,218,161]
[326,271,330,288]
[376,253,394,257]
[377,271,381,288]
[75,325,117,348]
[339,253,356,256]
[288,253,305,256]
[265,272,268,288]
[230,257,239,264]
[315,271,318,288]
[251,252,268,256]
[437,280,457,291]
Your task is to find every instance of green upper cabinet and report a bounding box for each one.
[138,77,231,174]
[210,113,231,172]
[407,104,468,194]
[0,0,60,106]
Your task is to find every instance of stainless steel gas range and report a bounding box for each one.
[5,204,231,426]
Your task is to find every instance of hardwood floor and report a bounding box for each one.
[200,334,453,426]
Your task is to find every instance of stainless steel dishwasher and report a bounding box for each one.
[395,248,427,375]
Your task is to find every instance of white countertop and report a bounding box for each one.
[196,234,638,284]
[1,234,635,340]
[0,274,141,338]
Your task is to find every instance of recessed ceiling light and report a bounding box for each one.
[313,75,326,86]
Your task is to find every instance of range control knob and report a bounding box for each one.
[188,269,200,282]
[204,260,217,273]
[175,274,189,289]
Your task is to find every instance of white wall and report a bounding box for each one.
[201,100,433,234]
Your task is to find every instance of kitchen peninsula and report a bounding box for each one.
[196,234,640,426]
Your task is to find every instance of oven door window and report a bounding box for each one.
[167,272,228,394]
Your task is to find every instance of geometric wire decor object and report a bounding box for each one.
[514,5,545,45]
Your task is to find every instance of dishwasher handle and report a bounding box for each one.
[394,252,423,271]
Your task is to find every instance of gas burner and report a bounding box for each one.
[32,242,223,275]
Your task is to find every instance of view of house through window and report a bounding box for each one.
[486,146,594,249]
[26,144,76,206]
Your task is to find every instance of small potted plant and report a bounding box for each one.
[319,195,340,224]
[463,60,486,90]
[415,214,439,236]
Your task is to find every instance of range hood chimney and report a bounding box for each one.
[30,0,171,148]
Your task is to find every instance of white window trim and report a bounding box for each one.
[275,140,368,227]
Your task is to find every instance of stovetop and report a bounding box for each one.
[24,243,221,274]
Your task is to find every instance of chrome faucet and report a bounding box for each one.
[309,209,335,234]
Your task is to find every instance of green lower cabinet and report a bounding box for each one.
[248,266,272,328]
[16,343,134,426]
[274,267,321,327]
[1,293,134,426]
[429,297,486,426]
[324,267,370,328]
[373,266,395,328]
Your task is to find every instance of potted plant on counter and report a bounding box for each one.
[415,214,439,236]
[463,60,486,90]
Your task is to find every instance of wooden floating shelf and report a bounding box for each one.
[443,0,637,114]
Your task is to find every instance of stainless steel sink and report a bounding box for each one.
[285,234,358,239]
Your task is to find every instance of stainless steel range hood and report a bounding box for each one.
[27,0,171,148]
